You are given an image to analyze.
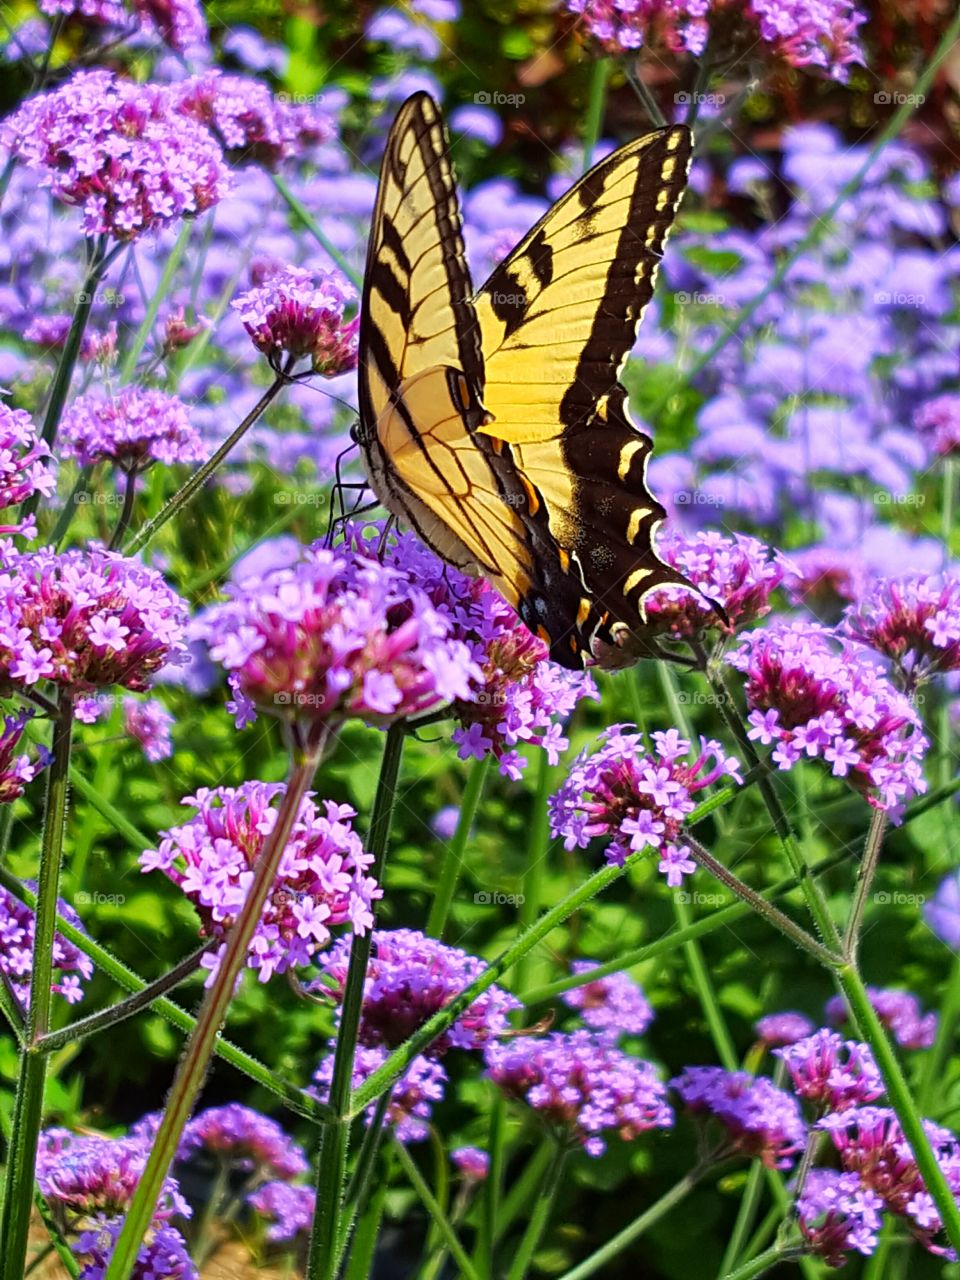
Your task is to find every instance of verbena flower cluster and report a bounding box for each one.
[36,1126,190,1222]
[0,403,56,541]
[728,621,928,813]
[141,783,380,981]
[314,928,520,1053]
[671,1066,807,1168]
[0,883,92,1006]
[123,696,174,762]
[561,961,654,1039]
[179,1103,309,1178]
[246,1181,315,1241]
[314,1043,448,1143]
[1,71,230,240]
[176,72,332,168]
[73,1216,197,1280]
[452,1146,489,1181]
[232,266,359,374]
[774,1030,884,1111]
[0,546,189,693]
[915,394,960,458]
[797,1168,884,1265]
[825,987,938,1051]
[550,724,742,880]
[842,575,960,683]
[754,1011,814,1047]
[486,1030,673,1156]
[0,710,50,803]
[199,536,480,731]
[60,387,206,472]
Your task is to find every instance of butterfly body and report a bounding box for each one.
[357,92,693,669]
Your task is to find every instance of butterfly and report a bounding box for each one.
[354,91,693,670]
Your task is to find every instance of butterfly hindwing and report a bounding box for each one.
[474,125,693,666]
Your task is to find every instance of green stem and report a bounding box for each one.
[123,367,291,558]
[307,721,406,1280]
[513,751,552,1000]
[119,220,192,384]
[917,951,960,1112]
[477,1091,506,1274]
[425,755,490,938]
[558,1160,712,1280]
[837,964,960,1253]
[392,1141,481,1280]
[505,1144,568,1280]
[272,174,363,289]
[335,1087,396,1266]
[623,60,667,127]
[717,1158,766,1280]
[674,889,738,1069]
[657,7,960,408]
[684,53,714,128]
[107,469,138,552]
[721,1243,805,1280]
[581,58,611,172]
[103,737,326,1280]
[0,697,74,1280]
[841,808,888,960]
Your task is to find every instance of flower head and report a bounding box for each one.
[842,575,960,682]
[0,545,189,693]
[915,395,960,458]
[1,882,92,1007]
[198,537,481,732]
[140,783,380,983]
[313,928,519,1054]
[775,1030,884,1111]
[123,696,174,762]
[486,1030,672,1157]
[925,871,960,950]
[232,266,359,374]
[0,710,50,802]
[179,1104,308,1179]
[37,1128,189,1221]
[671,1065,806,1168]
[247,1181,314,1242]
[452,1147,490,1181]
[2,70,229,240]
[72,1216,196,1280]
[313,1043,446,1143]
[175,71,331,167]
[60,388,205,473]
[561,962,654,1039]
[0,404,56,540]
[727,621,928,815]
[797,1168,884,1265]
[754,1011,815,1047]
[24,315,117,365]
[549,724,742,879]
[130,0,207,51]
[825,988,938,1051]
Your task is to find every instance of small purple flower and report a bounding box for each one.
[179,1104,308,1179]
[915,395,960,458]
[1,71,230,241]
[232,265,359,374]
[561,962,654,1039]
[825,988,938,1051]
[140,783,380,983]
[0,882,92,1008]
[925,871,960,950]
[671,1066,806,1169]
[130,0,207,52]
[313,1043,446,1143]
[314,928,519,1055]
[37,1128,189,1222]
[123,696,174,762]
[782,546,869,618]
[72,1215,196,1280]
[843,575,960,682]
[486,1030,672,1157]
[38,0,126,26]
[247,1181,315,1241]
[0,545,189,694]
[0,710,50,802]
[24,315,118,365]
[754,1011,815,1047]
[452,1146,490,1181]
[728,621,928,815]
[775,1030,884,1111]
[60,388,206,473]
[549,724,741,879]
[176,71,332,167]
[797,1168,884,1265]
[0,403,56,540]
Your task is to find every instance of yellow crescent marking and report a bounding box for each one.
[536,625,551,645]
[618,440,644,481]
[577,598,592,626]
[624,568,651,596]
[661,156,677,181]
[645,223,660,247]
[558,547,571,573]
[666,131,681,152]
[520,474,540,516]
[626,507,651,544]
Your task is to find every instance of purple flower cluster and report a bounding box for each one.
[820,1107,960,1254]
[915,394,960,458]
[247,1181,315,1241]
[925,872,960,950]
[313,1043,447,1143]
[671,1066,806,1168]
[232,266,359,374]
[1,71,230,240]
[775,1030,884,1111]
[140,783,380,982]
[825,988,938,1051]
[73,1216,196,1280]
[754,1011,814,1047]
[60,387,206,472]
[728,621,928,813]
[0,883,92,1007]
[561,962,654,1039]
[179,1103,308,1179]
[796,1168,884,1265]
[565,0,866,80]
[199,537,481,731]
[452,1146,490,1181]
[314,928,520,1054]
[24,314,118,366]
[129,0,208,52]
[0,545,189,693]
[38,0,126,26]
[123,696,174,762]
[642,530,784,641]
[549,724,742,881]
[486,1030,672,1157]
[0,710,50,803]
[36,1126,190,1222]
[176,72,332,168]
[0,404,56,542]
[842,575,960,683]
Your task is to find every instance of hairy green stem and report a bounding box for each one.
[842,808,889,960]
[506,1144,568,1280]
[721,1243,806,1280]
[393,1141,481,1280]
[581,58,611,172]
[425,755,490,938]
[119,220,192,384]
